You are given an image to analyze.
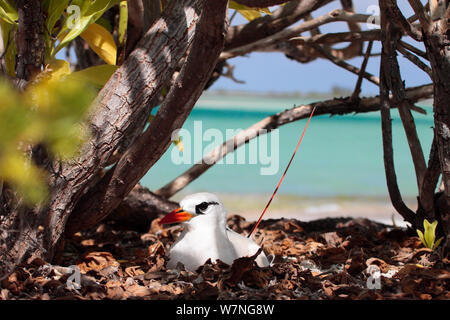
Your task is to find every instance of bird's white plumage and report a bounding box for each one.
[166,193,270,271]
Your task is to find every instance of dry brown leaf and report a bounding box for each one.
[125,266,145,277]
[77,251,120,273]
[125,284,152,298]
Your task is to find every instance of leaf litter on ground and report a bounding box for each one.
[1,216,449,300]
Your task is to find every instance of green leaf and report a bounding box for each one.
[0,74,95,205]
[80,23,117,65]
[0,81,29,144]
[416,229,426,247]
[118,1,128,48]
[54,0,118,55]
[96,16,113,32]
[0,20,16,77]
[432,237,443,250]
[0,152,47,204]
[67,64,118,88]
[423,219,437,250]
[25,79,95,159]
[44,0,70,33]
[40,59,71,82]
[0,0,17,24]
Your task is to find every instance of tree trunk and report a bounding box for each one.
[423,8,450,248]
[0,0,46,277]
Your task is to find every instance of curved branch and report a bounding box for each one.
[379,72,416,224]
[381,1,427,193]
[387,1,422,41]
[222,9,373,60]
[379,0,417,224]
[309,43,380,85]
[351,40,374,100]
[336,0,363,69]
[155,84,433,198]
[226,0,333,50]
[407,0,431,31]
[290,29,382,45]
[419,137,440,218]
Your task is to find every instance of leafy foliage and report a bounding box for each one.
[0,0,127,203]
[53,0,120,57]
[417,219,444,251]
[80,23,117,65]
[0,0,17,24]
[0,77,95,204]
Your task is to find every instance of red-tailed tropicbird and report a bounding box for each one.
[159,193,270,271]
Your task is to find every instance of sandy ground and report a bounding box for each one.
[208,194,416,228]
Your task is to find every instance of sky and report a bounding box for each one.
[211,0,430,95]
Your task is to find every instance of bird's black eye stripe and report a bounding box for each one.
[195,201,219,214]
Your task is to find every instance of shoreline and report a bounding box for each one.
[171,192,415,228]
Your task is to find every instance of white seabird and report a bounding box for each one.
[159,192,270,271]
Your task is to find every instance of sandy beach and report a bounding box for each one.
[169,193,415,228]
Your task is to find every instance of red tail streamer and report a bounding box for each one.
[248,106,317,238]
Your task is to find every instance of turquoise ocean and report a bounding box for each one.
[140,94,434,225]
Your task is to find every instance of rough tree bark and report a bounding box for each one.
[0,0,46,276]
[15,0,45,81]
[419,1,450,248]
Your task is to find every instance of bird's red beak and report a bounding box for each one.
[159,207,194,225]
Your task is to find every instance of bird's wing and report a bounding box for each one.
[226,228,270,267]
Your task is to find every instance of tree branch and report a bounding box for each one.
[15,0,45,80]
[398,40,428,60]
[226,0,333,50]
[419,137,441,219]
[397,44,432,78]
[407,0,432,31]
[351,40,374,100]
[379,0,424,225]
[421,1,450,221]
[290,29,382,45]
[387,0,422,41]
[155,84,433,198]
[379,69,416,224]
[380,1,427,193]
[222,9,372,60]
[309,43,380,86]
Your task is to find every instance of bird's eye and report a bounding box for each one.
[195,201,219,214]
[195,202,209,214]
